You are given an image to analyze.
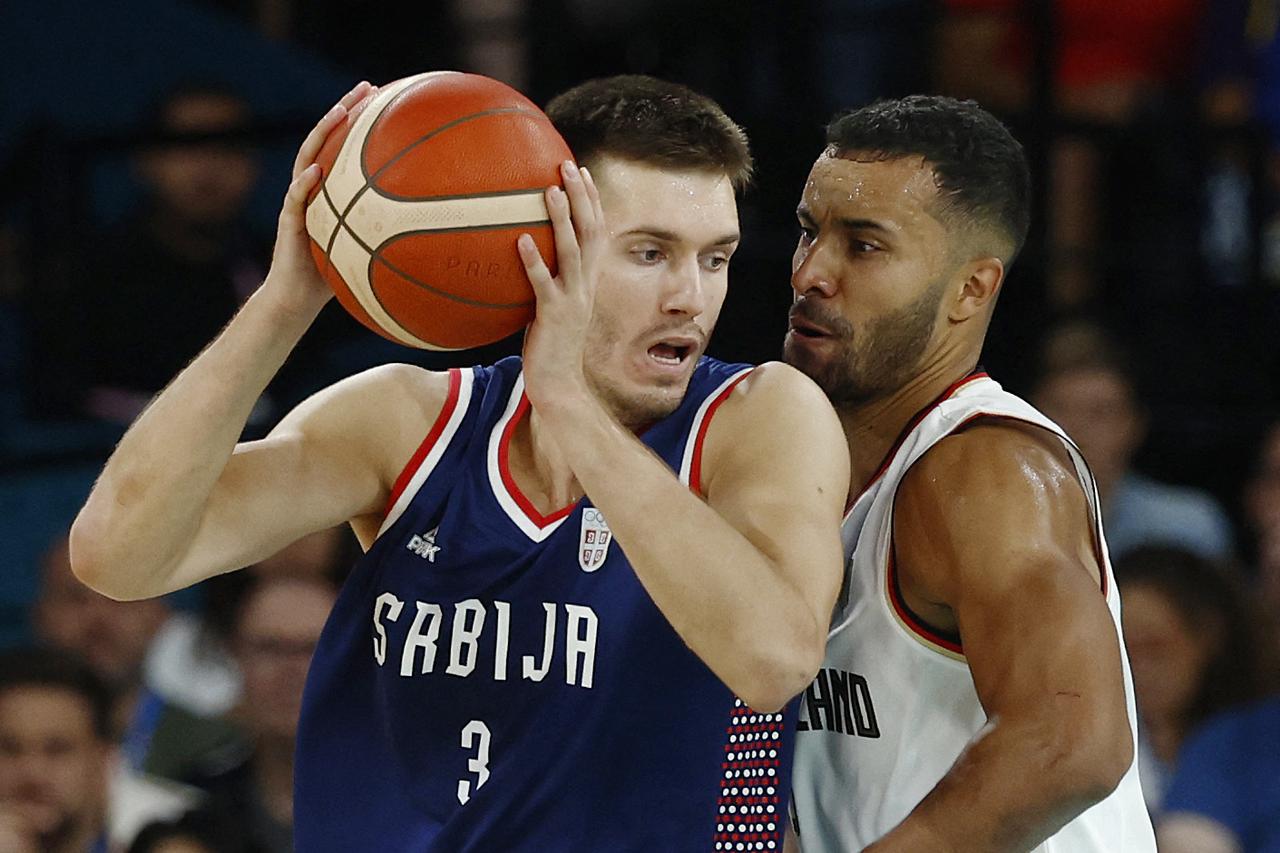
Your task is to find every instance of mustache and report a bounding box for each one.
[789,299,852,336]
[639,322,707,348]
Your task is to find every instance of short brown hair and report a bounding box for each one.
[545,75,753,193]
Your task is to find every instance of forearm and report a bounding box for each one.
[868,713,1122,853]
[71,284,323,598]
[543,396,823,710]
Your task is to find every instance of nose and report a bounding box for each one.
[661,255,707,317]
[791,237,837,299]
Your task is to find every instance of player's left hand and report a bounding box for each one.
[518,160,605,415]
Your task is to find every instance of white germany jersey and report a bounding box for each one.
[791,372,1156,852]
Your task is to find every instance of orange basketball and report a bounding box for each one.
[304,72,572,350]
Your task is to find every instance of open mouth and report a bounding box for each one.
[647,341,694,365]
[788,317,830,339]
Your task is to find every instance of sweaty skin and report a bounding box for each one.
[786,149,1136,852]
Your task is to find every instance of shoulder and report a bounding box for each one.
[895,418,1097,597]
[706,360,845,452]
[902,417,1083,508]
[289,362,451,428]
[700,361,848,493]
[716,360,837,419]
[272,362,456,481]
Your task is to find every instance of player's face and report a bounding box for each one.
[784,151,959,407]
[0,687,109,846]
[584,157,739,428]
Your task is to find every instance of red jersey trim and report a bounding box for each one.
[689,370,753,497]
[383,368,462,519]
[886,546,965,657]
[853,371,990,504]
[497,393,576,529]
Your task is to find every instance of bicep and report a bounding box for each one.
[164,367,427,591]
[953,549,1125,730]
[897,427,1125,724]
[701,366,849,610]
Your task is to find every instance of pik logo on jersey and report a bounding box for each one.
[579,508,612,572]
[407,526,441,562]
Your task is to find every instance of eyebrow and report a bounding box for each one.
[796,207,892,235]
[620,228,740,246]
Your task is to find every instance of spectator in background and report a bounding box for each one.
[1031,320,1234,559]
[32,82,266,424]
[936,0,1207,308]
[32,533,243,783]
[186,572,337,853]
[1116,546,1274,814]
[0,647,199,853]
[126,807,251,853]
[1158,696,1280,852]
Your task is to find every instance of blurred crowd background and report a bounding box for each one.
[2,0,1280,851]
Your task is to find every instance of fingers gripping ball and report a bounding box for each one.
[305,72,572,350]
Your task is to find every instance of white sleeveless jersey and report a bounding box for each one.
[791,373,1156,852]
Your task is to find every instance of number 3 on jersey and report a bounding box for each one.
[457,720,491,804]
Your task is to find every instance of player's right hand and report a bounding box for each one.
[263,81,378,319]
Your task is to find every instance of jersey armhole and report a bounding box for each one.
[379,368,470,535]
[679,367,754,497]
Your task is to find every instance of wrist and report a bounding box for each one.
[255,277,331,328]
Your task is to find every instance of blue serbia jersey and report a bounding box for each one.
[295,356,796,852]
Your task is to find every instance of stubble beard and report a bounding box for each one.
[583,317,694,430]
[785,279,946,409]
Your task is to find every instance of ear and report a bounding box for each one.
[947,256,1003,323]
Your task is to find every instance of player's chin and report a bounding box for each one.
[782,335,823,375]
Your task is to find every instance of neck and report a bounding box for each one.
[512,406,585,513]
[253,734,297,823]
[837,355,981,501]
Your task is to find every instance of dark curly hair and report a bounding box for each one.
[826,95,1030,264]
[545,75,753,193]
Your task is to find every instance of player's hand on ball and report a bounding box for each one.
[518,161,605,413]
[264,81,378,317]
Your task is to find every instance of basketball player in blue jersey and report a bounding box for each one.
[70,76,848,851]
[780,97,1157,851]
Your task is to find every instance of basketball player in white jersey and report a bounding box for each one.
[782,96,1157,851]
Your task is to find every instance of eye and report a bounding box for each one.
[629,244,664,265]
[797,225,817,244]
[850,239,879,255]
[702,253,730,272]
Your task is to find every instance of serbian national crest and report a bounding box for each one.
[579,508,612,572]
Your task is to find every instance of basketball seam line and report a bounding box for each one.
[332,210,538,311]
[335,107,543,250]
[325,99,552,330]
